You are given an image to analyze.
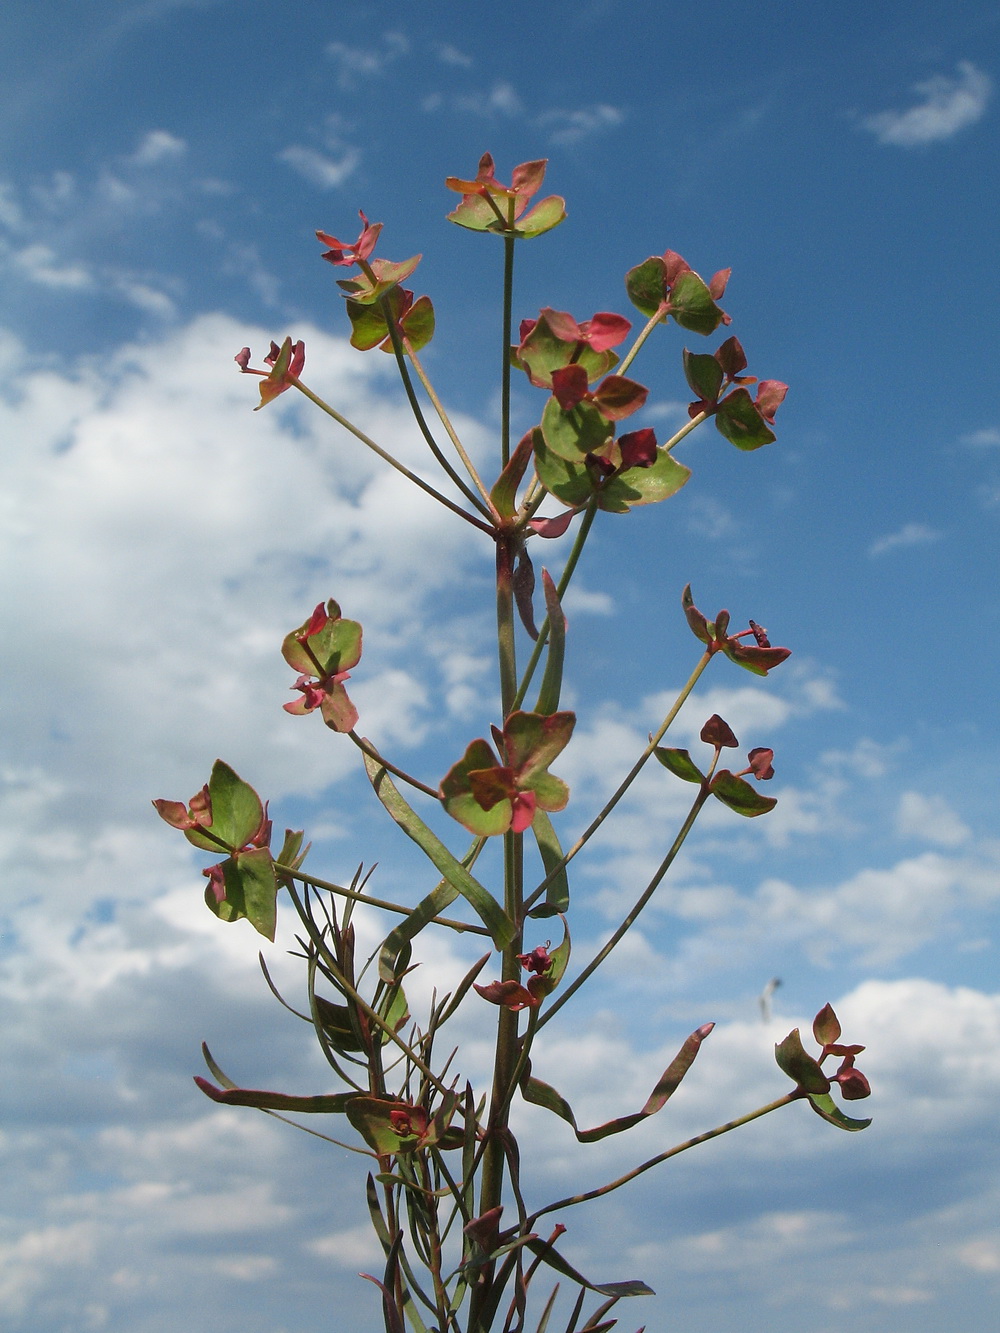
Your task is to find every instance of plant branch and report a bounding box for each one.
[523,648,713,914]
[528,1092,802,1225]
[275,864,492,937]
[292,380,495,534]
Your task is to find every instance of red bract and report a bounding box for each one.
[744,747,776,780]
[445,152,547,215]
[316,211,382,267]
[682,585,792,677]
[235,338,306,410]
[536,307,631,354]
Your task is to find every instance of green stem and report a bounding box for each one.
[405,342,498,515]
[662,409,708,452]
[615,306,666,378]
[528,1092,802,1225]
[501,234,515,468]
[378,305,493,518]
[536,789,709,1029]
[348,731,440,800]
[496,534,518,716]
[275,864,491,937]
[291,380,494,535]
[523,649,712,915]
[511,497,599,710]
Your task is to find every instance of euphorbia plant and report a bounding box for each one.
[156,152,870,1333]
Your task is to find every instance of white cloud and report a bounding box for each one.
[537,103,625,145]
[434,43,473,68]
[868,521,940,556]
[961,426,1000,447]
[895,790,970,847]
[13,243,93,290]
[129,130,187,166]
[277,144,361,190]
[325,32,409,89]
[863,61,992,147]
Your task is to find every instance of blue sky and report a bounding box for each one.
[1,2,998,1330]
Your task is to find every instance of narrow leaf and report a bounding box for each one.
[535,570,566,715]
[364,751,514,947]
[529,808,569,917]
[194,1076,355,1113]
[491,429,535,518]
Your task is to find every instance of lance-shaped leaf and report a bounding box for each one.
[535,570,566,716]
[529,808,569,917]
[195,1075,356,1114]
[709,770,777,817]
[378,878,461,983]
[521,1023,714,1142]
[364,752,514,948]
[490,428,534,518]
[521,1236,654,1299]
[203,844,279,940]
[775,1027,831,1094]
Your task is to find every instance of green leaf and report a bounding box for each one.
[714,388,776,451]
[534,570,566,716]
[447,194,501,232]
[599,447,691,513]
[398,294,435,352]
[195,1076,355,1114]
[281,601,363,677]
[185,760,263,853]
[346,298,391,351]
[313,994,364,1053]
[683,348,724,402]
[529,809,569,916]
[806,1091,872,1132]
[347,1096,417,1154]
[378,879,460,983]
[709,770,777,817]
[521,1023,712,1142]
[653,747,705,784]
[522,1236,654,1298]
[534,434,597,508]
[541,396,612,462]
[625,256,668,319]
[668,271,726,336]
[518,313,617,390]
[503,710,576,790]
[364,751,514,948]
[512,194,567,237]
[440,738,513,836]
[490,428,535,518]
[774,1028,831,1094]
[204,849,276,939]
[275,828,308,871]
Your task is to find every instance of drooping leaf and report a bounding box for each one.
[523,1236,654,1299]
[521,1023,713,1142]
[709,770,777,817]
[806,1091,872,1132]
[653,747,705,784]
[194,1076,356,1113]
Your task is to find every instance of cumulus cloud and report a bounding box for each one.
[863,61,992,146]
[868,521,941,556]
